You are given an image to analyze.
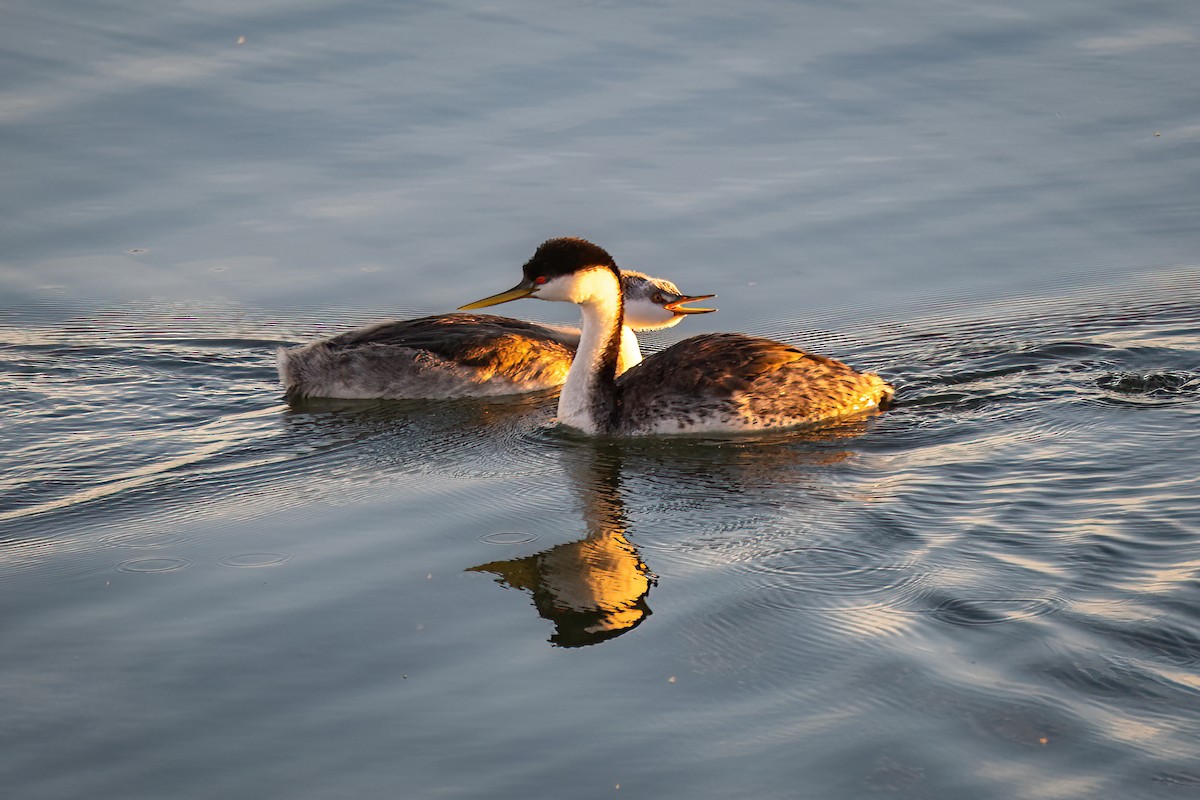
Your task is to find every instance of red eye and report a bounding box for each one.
[534,276,548,285]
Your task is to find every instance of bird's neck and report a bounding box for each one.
[540,323,641,374]
[616,327,642,373]
[558,270,624,433]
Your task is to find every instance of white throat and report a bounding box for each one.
[617,327,642,373]
[536,323,641,374]
[549,268,624,432]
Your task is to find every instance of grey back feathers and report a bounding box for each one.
[279,313,574,400]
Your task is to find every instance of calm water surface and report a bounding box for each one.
[2,1,1199,798]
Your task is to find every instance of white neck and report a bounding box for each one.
[536,323,641,374]
[617,327,642,373]
[555,269,624,433]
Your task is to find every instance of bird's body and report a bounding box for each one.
[278,312,576,400]
[278,271,713,400]
[460,237,893,435]
[603,332,892,435]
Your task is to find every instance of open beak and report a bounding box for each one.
[459,280,537,310]
[663,294,717,315]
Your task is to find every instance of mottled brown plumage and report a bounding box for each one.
[615,332,893,434]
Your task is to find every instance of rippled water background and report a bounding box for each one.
[3,1,1199,798]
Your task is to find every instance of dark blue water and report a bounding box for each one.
[2,1,1199,798]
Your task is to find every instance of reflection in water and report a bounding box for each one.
[468,442,655,647]
[468,430,868,647]
[469,529,654,648]
[287,389,872,652]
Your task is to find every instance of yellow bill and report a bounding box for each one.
[459,283,536,310]
[664,294,717,314]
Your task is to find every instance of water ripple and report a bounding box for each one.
[921,594,1068,627]
[733,543,929,608]
[217,553,294,568]
[116,556,193,573]
[1095,370,1200,406]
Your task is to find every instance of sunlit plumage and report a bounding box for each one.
[460,237,894,435]
[278,270,714,400]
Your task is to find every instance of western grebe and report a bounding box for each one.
[460,237,894,435]
[278,270,714,400]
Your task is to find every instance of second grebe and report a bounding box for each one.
[278,270,714,400]
[460,237,893,435]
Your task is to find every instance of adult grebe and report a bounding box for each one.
[278,270,714,400]
[460,237,893,435]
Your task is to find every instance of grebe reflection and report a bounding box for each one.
[466,427,872,647]
[468,443,653,647]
